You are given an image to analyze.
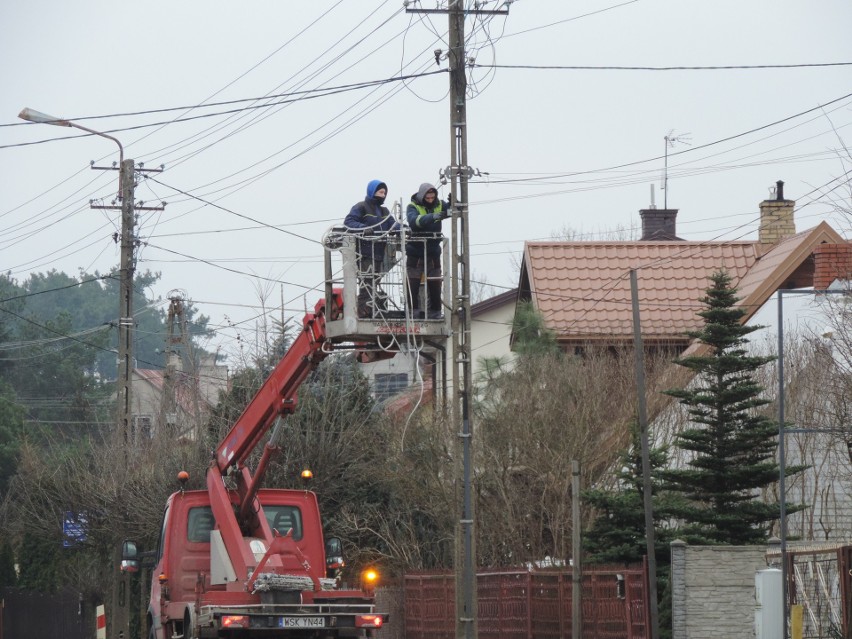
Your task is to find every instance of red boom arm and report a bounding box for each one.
[204,292,342,582]
[214,292,341,473]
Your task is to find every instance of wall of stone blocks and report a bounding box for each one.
[670,541,773,639]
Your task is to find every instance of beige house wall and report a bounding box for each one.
[470,300,516,381]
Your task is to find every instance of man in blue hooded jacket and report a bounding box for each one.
[406,182,449,319]
[344,180,399,318]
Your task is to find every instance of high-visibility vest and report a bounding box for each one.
[410,201,444,227]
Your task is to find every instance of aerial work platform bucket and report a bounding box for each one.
[322,226,451,344]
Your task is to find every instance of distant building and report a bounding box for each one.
[132,353,228,441]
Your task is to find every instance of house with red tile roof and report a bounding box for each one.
[131,353,228,440]
[516,181,849,351]
[515,181,852,542]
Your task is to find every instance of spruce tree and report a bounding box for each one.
[583,422,676,565]
[662,271,802,545]
[584,422,677,639]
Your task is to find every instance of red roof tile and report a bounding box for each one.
[521,223,847,344]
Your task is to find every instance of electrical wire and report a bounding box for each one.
[474,62,852,71]
[471,90,852,186]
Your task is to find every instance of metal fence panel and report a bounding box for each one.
[2,588,90,639]
[405,565,648,639]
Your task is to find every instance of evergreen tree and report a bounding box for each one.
[583,422,676,565]
[0,538,15,589]
[661,271,803,545]
[0,380,24,498]
[511,300,560,357]
[15,534,60,592]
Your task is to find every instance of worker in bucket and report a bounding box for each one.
[405,182,449,319]
[344,180,399,318]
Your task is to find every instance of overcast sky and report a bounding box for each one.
[2,0,850,364]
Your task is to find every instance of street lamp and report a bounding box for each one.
[18,107,124,170]
[19,105,137,638]
[18,106,135,448]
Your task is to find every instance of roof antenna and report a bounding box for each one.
[662,130,692,209]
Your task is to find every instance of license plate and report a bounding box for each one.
[279,617,325,628]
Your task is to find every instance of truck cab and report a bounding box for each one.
[146,486,379,639]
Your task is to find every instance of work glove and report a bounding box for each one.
[438,211,450,221]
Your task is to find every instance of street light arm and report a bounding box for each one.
[18,107,124,166]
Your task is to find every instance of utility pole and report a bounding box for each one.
[92,161,164,639]
[629,269,660,639]
[572,460,583,639]
[405,3,510,638]
[92,163,164,445]
[118,159,136,448]
[18,107,165,639]
[448,4,476,638]
[91,160,138,639]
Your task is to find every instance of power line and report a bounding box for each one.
[500,0,641,39]
[0,275,113,304]
[474,62,852,71]
[0,71,447,152]
[471,90,852,185]
[146,178,321,245]
[141,243,323,292]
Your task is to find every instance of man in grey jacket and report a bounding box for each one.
[405,183,449,319]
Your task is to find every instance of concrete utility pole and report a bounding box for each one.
[91,156,164,639]
[629,269,660,639]
[118,159,136,447]
[572,460,583,639]
[404,4,509,638]
[448,4,476,638]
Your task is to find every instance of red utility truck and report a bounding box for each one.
[123,292,387,639]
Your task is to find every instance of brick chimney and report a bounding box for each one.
[813,243,852,290]
[759,180,796,244]
[639,208,681,241]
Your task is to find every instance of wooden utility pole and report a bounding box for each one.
[404,3,509,637]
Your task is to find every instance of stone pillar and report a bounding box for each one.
[671,539,687,639]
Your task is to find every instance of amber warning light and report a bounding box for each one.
[361,567,379,592]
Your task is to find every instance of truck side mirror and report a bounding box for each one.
[325,537,344,579]
[120,540,140,573]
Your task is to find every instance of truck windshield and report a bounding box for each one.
[264,505,303,541]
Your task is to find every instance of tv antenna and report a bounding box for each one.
[662,130,691,209]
